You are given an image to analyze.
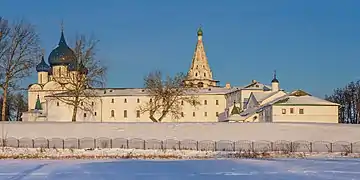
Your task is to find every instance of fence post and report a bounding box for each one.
[94,138,96,149]
[143,140,146,150]
[160,140,164,150]
[290,142,293,152]
[110,139,113,148]
[350,143,353,153]
[251,141,255,152]
[270,142,274,152]
[178,140,181,150]
[196,141,199,151]
[126,139,129,149]
[330,142,333,153]
[78,139,80,149]
[214,141,217,151]
[17,139,19,148]
[233,141,236,151]
[62,139,65,149]
[309,142,312,153]
[47,139,50,149]
[32,139,35,148]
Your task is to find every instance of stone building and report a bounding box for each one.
[23,27,339,123]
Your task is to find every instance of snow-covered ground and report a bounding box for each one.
[0,158,360,179]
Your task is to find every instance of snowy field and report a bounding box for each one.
[0,158,359,180]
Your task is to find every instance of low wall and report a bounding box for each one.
[1,122,360,142]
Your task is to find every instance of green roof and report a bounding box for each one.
[35,95,42,110]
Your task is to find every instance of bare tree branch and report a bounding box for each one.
[0,17,40,121]
[138,71,200,122]
[50,35,106,122]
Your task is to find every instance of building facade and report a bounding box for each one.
[23,27,339,123]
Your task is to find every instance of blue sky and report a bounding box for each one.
[2,0,360,97]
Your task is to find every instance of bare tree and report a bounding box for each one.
[138,71,200,122]
[50,35,106,122]
[0,17,40,121]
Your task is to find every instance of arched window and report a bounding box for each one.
[197,82,204,88]
[195,73,198,77]
[111,110,115,117]
[204,100,207,105]
[204,73,206,77]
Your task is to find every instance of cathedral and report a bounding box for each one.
[22,26,339,123]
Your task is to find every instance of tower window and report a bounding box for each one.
[56,102,59,106]
[111,110,115,117]
[181,112,184,117]
[124,98,127,103]
[195,73,198,77]
[216,112,219,117]
[290,108,294,114]
[94,112,97,116]
[83,113,87,118]
[204,100,207,105]
[92,102,94,106]
[136,110,140,118]
[181,100,184,105]
[204,112,207,117]
[216,100,219,105]
[204,73,206,77]
[137,98,140,103]
[80,102,83,106]
[193,112,195,117]
[149,98,152,103]
[124,110,127,118]
[111,99,114,103]
[282,109,286,114]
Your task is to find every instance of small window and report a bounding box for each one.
[91,102,94,106]
[204,100,207,105]
[282,109,286,114]
[94,112,97,116]
[136,110,140,118]
[216,100,219,105]
[290,108,294,114]
[80,102,83,106]
[111,110,115,117]
[181,112,184,117]
[204,73,206,77]
[124,99,127,103]
[56,102,59,106]
[83,113,87,118]
[195,73,198,77]
[181,100,184,105]
[216,112,219,117]
[137,98,140,103]
[204,112,207,117]
[193,112,195,117]
[124,110,127,118]
[111,99,114,103]
[299,109,304,114]
[149,98,152,103]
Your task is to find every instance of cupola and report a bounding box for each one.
[48,25,75,66]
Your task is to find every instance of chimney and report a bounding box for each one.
[225,82,231,89]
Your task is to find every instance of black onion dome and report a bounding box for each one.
[36,55,50,72]
[271,70,279,83]
[48,31,75,66]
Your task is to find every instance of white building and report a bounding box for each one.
[23,27,339,123]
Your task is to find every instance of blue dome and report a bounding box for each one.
[48,31,75,66]
[36,55,50,72]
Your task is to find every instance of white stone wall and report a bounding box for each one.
[0,122,357,142]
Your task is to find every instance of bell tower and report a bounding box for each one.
[184,26,219,88]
